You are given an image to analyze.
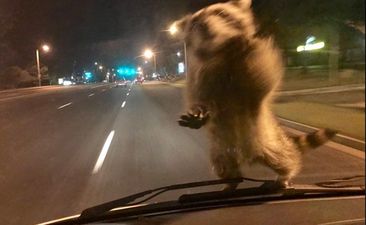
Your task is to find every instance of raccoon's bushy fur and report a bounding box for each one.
[176,0,336,188]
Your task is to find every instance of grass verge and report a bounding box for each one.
[273,102,365,140]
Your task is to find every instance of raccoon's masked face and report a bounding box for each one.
[172,0,253,60]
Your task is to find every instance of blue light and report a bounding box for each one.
[84,72,92,79]
[116,66,138,78]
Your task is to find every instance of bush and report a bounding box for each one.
[0,66,37,89]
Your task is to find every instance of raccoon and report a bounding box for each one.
[175,0,336,189]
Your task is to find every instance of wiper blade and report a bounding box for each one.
[80,175,365,219]
[80,177,269,218]
[179,182,365,203]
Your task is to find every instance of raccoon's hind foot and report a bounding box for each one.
[222,183,239,192]
[178,105,210,129]
[260,179,292,190]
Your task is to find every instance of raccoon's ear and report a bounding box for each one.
[232,0,252,9]
[175,14,192,32]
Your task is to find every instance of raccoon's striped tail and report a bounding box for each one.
[291,128,337,153]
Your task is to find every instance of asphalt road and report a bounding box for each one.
[0,82,364,225]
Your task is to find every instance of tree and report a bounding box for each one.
[0,66,36,89]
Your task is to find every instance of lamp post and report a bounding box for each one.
[169,22,188,78]
[36,44,50,86]
[143,49,157,74]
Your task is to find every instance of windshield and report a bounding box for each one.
[0,1,364,225]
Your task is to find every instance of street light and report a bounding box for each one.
[42,45,50,52]
[94,62,98,65]
[99,65,103,70]
[143,49,157,74]
[169,22,188,78]
[143,49,154,59]
[169,22,178,35]
[36,44,51,87]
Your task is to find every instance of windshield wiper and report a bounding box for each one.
[179,181,365,204]
[80,177,270,218]
[80,175,364,219]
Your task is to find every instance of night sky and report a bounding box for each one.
[0,0,363,75]
[0,0,224,75]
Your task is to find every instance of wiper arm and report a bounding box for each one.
[80,177,270,218]
[80,175,365,219]
[179,182,365,204]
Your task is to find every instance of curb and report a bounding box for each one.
[278,117,365,151]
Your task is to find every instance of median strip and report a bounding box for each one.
[58,102,72,109]
[92,130,115,174]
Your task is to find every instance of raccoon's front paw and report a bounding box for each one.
[178,105,210,129]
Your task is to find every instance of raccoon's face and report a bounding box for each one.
[173,0,254,60]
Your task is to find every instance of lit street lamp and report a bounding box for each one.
[169,22,178,35]
[36,44,50,87]
[143,49,157,74]
[169,22,188,77]
[143,49,154,59]
[42,45,50,52]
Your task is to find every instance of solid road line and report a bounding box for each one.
[92,130,115,174]
[57,102,72,109]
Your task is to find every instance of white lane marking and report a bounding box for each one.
[126,93,130,96]
[88,93,95,97]
[92,131,115,174]
[58,102,72,109]
[318,218,365,225]
[101,89,106,92]
[121,101,126,108]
